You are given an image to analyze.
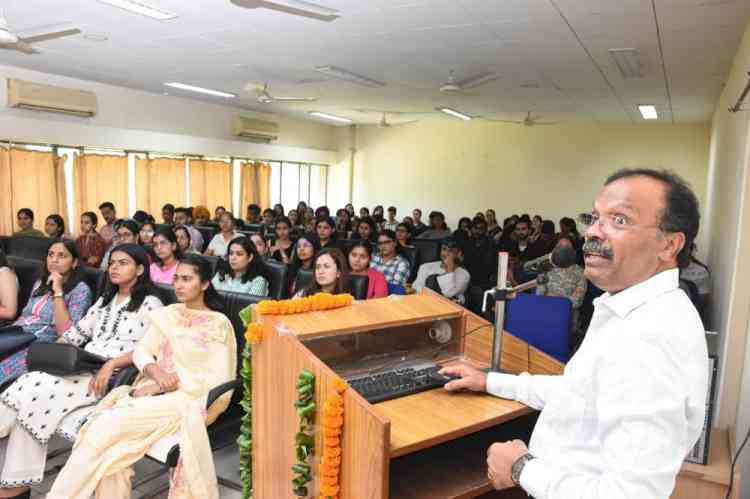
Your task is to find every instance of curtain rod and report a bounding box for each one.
[729,71,750,113]
[0,138,328,166]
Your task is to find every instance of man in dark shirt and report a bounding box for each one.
[507,218,545,262]
[463,217,497,288]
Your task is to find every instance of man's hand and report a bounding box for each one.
[144,363,179,392]
[88,360,115,398]
[439,364,487,392]
[487,440,529,490]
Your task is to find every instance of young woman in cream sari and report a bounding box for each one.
[48,254,236,499]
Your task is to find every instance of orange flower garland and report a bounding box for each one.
[318,378,347,499]
[256,293,353,316]
[244,322,263,345]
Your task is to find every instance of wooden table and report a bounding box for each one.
[673,428,741,499]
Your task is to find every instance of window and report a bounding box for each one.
[268,162,328,210]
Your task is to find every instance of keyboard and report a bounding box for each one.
[346,362,457,404]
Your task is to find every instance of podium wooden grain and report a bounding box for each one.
[251,292,560,499]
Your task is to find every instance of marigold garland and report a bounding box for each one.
[256,293,354,316]
[318,377,347,499]
[244,322,263,345]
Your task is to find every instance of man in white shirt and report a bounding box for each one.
[442,169,708,499]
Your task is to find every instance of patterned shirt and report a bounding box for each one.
[212,274,269,296]
[536,264,587,309]
[370,254,410,286]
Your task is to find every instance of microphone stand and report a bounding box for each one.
[482,252,549,372]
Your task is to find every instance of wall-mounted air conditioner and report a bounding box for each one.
[7,78,97,117]
[232,116,279,143]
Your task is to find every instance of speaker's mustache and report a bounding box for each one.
[582,239,614,259]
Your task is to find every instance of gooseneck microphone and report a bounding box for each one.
[522,244,577,275]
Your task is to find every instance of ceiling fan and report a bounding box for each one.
[354,108,427,127]
[484,111,559,127]
[439,70,500,94]
[245,82,317,104]
[0,11,81,54]
[230,0,339,22]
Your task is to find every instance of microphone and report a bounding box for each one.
[522,244,577,275]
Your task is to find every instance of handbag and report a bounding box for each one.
[0,325,36,359]
[27,342,107,376]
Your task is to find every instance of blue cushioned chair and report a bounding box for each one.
[505,293,573,362]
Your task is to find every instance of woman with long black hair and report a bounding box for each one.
[0,240,93,386]
[295,248,351,297]
[48,254,235,499]
[212,237,269,296]
[149,227,181,285]
[0,244,162,499]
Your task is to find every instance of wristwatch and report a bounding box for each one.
[53,292,64,299]
[511,452,535,486]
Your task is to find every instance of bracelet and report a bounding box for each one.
[53,292,64,299]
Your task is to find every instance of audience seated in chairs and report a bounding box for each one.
[288,233,321,297]
[149,228,181,286]
[0,244,162,499]
[76,212,107,269]
[138,221,156,246]
[249,232,270,260]
[100,219,140,271]
[44,215,68,240]
[419,211,451,240]
[269,216,295,264]
[412,237,471,304]
[353,216,378,244]
[536,235,587,335]
[0,240,93,386]
[316,216,338,251]
[295,248,350,298]
[463,217,497,289]
[212,237,269,296]
[205,212,242,258]
[0,250,18,329]
[13,209,44,239]
[192,205,211,227]
[348,240,388,299]
[335,208,352,236]
[47,255,236,499]
[371,230,411,289]
[395,222,413,249]
[97,202,118,246]
[175,225,200,255]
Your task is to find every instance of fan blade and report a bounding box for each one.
[482,118,524,124]
[456,72,500,89]
[230,0,339,22]
[0,41,38,54]
[271,96,317,102]
[392,120,418,127]
[18,23,80,44]
[533,122,560,126]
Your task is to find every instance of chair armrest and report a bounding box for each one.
[206,379,239,408]
[109,366,139,389]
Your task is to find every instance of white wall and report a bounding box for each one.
[348,119,711,255]
[0,64,336,163]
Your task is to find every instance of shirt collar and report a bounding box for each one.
[593,268,679,319]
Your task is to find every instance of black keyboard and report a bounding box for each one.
[347,363,457,404]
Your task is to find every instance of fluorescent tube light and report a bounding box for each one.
[164,82,236,98]
[314,66,384,88]
[437,107,472,121]
[638,105,658,120]
[608,48,643,79]
[308,111,352,124]
[265,0,338,16]
[98,0,178,20]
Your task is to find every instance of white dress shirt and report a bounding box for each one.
[413,260,471,304]
[206,231,242,257]
[487,268,708,499]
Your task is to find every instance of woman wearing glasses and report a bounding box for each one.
[371,230,410,292]
[149,228,181,285]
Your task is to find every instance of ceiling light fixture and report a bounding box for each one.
[164,82,235,98]
[314,65,384,88]
[308,111,353,124]
[437,107,472,121]
[97,0,178,20]
[608,48,643,79]
[638,105,658,120]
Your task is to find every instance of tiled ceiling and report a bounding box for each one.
[0,0,748,125]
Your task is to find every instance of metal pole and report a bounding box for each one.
[490,252,509,372]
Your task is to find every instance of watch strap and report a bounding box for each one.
[511,452,535,486]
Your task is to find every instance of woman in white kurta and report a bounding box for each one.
[0,244,162,499]
[48,254,236,499]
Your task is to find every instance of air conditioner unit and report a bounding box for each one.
[7,78,97,117]
[232,116,279,143]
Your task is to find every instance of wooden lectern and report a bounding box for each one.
[251,291,563,499]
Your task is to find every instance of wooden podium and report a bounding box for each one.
[251,291,563,499]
